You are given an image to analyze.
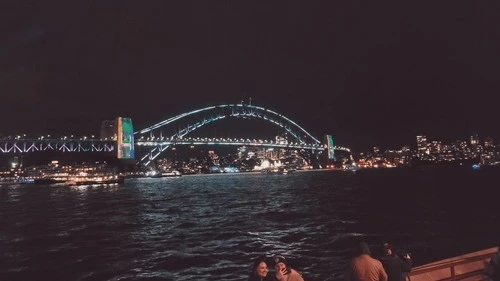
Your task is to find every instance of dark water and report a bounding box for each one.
[1,167,499,281]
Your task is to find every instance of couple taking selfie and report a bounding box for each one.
[248,255,304,281]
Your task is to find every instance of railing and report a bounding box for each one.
[409,247,498,281]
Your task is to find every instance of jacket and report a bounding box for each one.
[345,254,388,281]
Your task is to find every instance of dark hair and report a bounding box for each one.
[248,256,269,281]
[357,241,371,255]
[251,256,268,271]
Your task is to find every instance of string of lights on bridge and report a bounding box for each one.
[0,135,351,154]
[2,134,99,141]
[135,136,351,152]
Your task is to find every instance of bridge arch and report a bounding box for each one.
[137,104,320,144]
[135,104,322,165]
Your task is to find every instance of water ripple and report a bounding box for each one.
[0,168,499,281]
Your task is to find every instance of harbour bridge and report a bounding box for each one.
[0,103,350,166]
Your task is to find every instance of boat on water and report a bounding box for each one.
[67,176,124,186]
[160,170,182,177]
[145,170,182,178]
[33,178,67,185]
[34,175,124,186]
[21,162,124,186]
[0,177,35,185]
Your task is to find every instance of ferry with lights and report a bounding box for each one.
[145,170,182,178]
[30,161,124,186]
[34,174,124,186]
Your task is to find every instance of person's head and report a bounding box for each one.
[273,255,288,272]
[357,241,371,256]
[383,242,393,255]
[251,256,269,279]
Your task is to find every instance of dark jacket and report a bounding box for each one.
[378,255,412,281]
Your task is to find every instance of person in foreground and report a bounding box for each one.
[344,241,388,281]
[273,255,304,281]
[248,256,272,281]
[378,242,412,281]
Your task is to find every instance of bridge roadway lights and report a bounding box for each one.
[134,140,351,153]
[135,140,325,151]
[0,139,350,155]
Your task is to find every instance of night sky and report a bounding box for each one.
[1,2,499,152]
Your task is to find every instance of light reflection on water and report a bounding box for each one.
[0,168,499,281]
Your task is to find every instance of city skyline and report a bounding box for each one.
[363,132,497,153]
[1,2,499,152]
[3,130,499,171]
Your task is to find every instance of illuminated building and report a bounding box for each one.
[416,135,427,155]
[470,134,479,146]
[430,141,442,154]
[208,150,219,165]
[484,137,494,148]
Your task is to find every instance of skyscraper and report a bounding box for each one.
[416,135,427,155]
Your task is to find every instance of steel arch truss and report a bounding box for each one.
[136,104,321,165]
[0,139,115,154]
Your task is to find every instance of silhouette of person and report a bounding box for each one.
[344,241,388,281]
[378,243,412,281]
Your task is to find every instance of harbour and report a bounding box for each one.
[1,166,498,281]
[2,2,499,280]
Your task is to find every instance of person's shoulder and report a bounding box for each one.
[289,269,305,281]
